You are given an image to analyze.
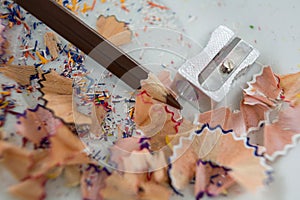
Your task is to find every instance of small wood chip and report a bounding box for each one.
[44,32,60,59]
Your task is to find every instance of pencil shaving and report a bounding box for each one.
[96,15,132,46]
[44,32,60,60]
[40,70,91,124]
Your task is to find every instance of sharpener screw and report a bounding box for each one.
[220,59,234,74]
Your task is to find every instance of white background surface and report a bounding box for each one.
[1,0,300,200]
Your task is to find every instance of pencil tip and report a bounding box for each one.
[166,94,182,110]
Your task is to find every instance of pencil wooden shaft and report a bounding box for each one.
[13,0,148,89]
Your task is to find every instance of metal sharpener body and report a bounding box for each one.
[171,26,260,111]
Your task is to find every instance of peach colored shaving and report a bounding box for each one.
[195,161,235,197]
[243,93,275,107]
[0,141,32,180]
[169,139,198,190]
[138,104,167,137]
[279,71,300,106]
[8,176,47,200]
[81,167,108,200]
[40,70,91,124]
[100,172,171,200]
[48,124,91,166]
[157,70,173,88]
[148,105,182,151]
[122,149,168,175]
[134,91,154,126]
[201,129,267,192]
[89,104,109,138]
[63,165,81,187]
[264,104,300,157]
[240,99,269,131]
[171,127,267,193]
[199,107,246,136]
[109,137,143,171]
[241,67,282,131]
[164,106,182,133]
[250,66,281,100]
[16,106,62,145]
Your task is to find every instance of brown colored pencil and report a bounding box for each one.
[13,0,181,109]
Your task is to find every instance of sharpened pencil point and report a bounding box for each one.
[166,94,182,110]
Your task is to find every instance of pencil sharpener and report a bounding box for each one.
[171,26,260,111]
